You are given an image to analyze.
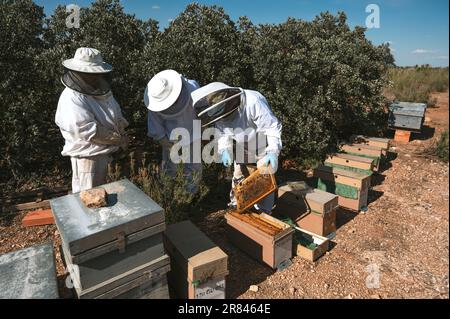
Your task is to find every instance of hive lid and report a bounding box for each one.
[389,102,426,117]
[50,179,165,257]
[0,242,58,299]
[234,167,277,212]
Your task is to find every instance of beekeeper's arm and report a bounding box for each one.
[249,93,282,170]
[250,93,282,154]
[147,111,173,148]
[55,95,126,147]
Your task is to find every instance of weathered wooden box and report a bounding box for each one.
[225,212,294,269]
[388,102,427,131]
[163,220,228,299]
[50,179,167,296]
[62,250,171,299]
[350,135,390,151]
[313,165,371,212]
[0,242,59,299]
[274,182,338,237]
[325,153,375,176]
[293,228,330,262]
[340,143,384,171]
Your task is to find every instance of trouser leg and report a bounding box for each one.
[70,155,111,193]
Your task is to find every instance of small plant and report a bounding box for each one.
[420,130,449,162]
[435,131,449,162]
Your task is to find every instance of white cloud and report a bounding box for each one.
[168,18,174,22]
[391,48,396,52]
[384,41,394,45]
[412,49,436,54]
[433,55,449,60]
[152,5,160,10]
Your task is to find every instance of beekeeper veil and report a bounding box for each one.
[61,47,113,96]
[192,82,245,127]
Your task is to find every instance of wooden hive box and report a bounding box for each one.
[340,143,384,171]
[349,135,390,156]
[313,165,371,212]
[50,179,168,296]
[325,153,375,176]
[274,182,338,237]
[163,221,228,299]
[388,102,427,132]
[225,211,294,269]
[0,242,59,299]
[293,227,330,262]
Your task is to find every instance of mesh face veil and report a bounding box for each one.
[61,68,112,96]
[196,88,244,127]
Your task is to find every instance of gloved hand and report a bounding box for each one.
[263,153,278,172]
[221,150,233,167]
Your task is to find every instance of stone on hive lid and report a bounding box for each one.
[80,187,107,208]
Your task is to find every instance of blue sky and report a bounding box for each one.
[35,0,449,67]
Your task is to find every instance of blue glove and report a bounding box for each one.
[263,153,278,171]
[221,150,233,167]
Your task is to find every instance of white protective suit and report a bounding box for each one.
[55,87,128,193]
[216,90,282,212]
[147,79,202,193]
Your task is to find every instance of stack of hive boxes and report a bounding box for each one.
[50,179,170,299]
[273,181,337,262]
[314,165,372,212]
[315,136,390,212]
[164,221,228,299]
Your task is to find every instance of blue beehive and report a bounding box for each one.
[388,102,427,131]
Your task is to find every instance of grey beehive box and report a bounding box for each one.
[388,102,427,131]
[0,242,59,299]
[50,179,165,263]
[50,179,169,296]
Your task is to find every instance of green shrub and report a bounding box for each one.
[1,0,394,187]
[435,131,449,162]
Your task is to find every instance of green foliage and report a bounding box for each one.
[387,66,449,106]
[435,131,449,162]
[1,0,394,187]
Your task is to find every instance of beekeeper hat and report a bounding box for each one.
[192,82,244,127]
[62,47,113,73]
[144,70,188,113]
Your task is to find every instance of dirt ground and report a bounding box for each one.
[0,92,448,299]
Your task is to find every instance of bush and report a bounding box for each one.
[435,131,449,162]
[1,0,394,185]
[247,13,394,163]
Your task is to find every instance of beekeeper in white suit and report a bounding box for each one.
[55,47,129,193]
[144,70,202,193]
[192,82,282,213]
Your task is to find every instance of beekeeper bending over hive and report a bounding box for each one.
[55,47,129,193]
[144,70,202,193]
[192,83,282,213]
